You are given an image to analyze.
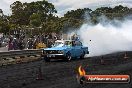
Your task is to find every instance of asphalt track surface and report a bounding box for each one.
[0,51,132,88]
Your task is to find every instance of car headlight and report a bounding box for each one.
[58,50,63,54]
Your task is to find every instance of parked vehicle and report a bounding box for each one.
[42,40,89,62]
[36,42,46,49]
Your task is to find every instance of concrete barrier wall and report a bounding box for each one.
[0,49,42,59]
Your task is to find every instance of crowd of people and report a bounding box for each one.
[0,32,79,51]
[0,33,62,51]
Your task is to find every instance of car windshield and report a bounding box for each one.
[52,41,72,47]
[64,41,72,46]
[52,42,64,47]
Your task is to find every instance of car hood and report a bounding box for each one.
[44,46,68,51]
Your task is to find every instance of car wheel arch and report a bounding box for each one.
[80,51,85,59]
[65,51,72,61]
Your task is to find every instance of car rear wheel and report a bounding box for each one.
[65,52,72,61]
[80,52,85,59]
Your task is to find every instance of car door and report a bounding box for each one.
[70,41,76,57]
[74,41,82,57]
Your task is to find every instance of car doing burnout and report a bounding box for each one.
[42,40,89,62]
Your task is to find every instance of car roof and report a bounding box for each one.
[55,40,74,42]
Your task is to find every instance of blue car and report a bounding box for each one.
[42,40,89,62]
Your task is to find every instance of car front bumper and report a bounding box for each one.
[42,54,65,59]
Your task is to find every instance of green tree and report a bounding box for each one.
[10,0,57,26]
[64,8,92,20]
[0,9,10,34]
[30,13,41,27]
[10,0,57,34]
[10,1,27,25]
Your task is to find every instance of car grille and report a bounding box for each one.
[45,50,59,54]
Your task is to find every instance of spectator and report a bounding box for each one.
[12,38,19,50]
[8,38,13,50]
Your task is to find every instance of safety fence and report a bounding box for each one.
[0,49,43,66]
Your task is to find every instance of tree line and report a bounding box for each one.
[0,0,132,35]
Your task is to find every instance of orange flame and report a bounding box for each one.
[78,66,86,76]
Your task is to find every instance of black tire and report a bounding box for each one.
[44,57,50,62]
[65,52,72,61]
[80,52,85,59]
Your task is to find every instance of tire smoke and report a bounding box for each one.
[77,18,132,57]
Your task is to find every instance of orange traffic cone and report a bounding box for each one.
[124,52,129,59]
[36,66,43,80]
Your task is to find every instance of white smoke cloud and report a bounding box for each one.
[77,18,132,57]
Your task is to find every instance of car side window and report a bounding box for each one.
[72,41,76,46]
[65,41,68,45]
[68,41,72,46]
[75,41,82,46]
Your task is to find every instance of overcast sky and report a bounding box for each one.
[0,0,132,16]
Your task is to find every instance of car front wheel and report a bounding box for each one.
[65,52,72,61]
[44,57,50,62]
